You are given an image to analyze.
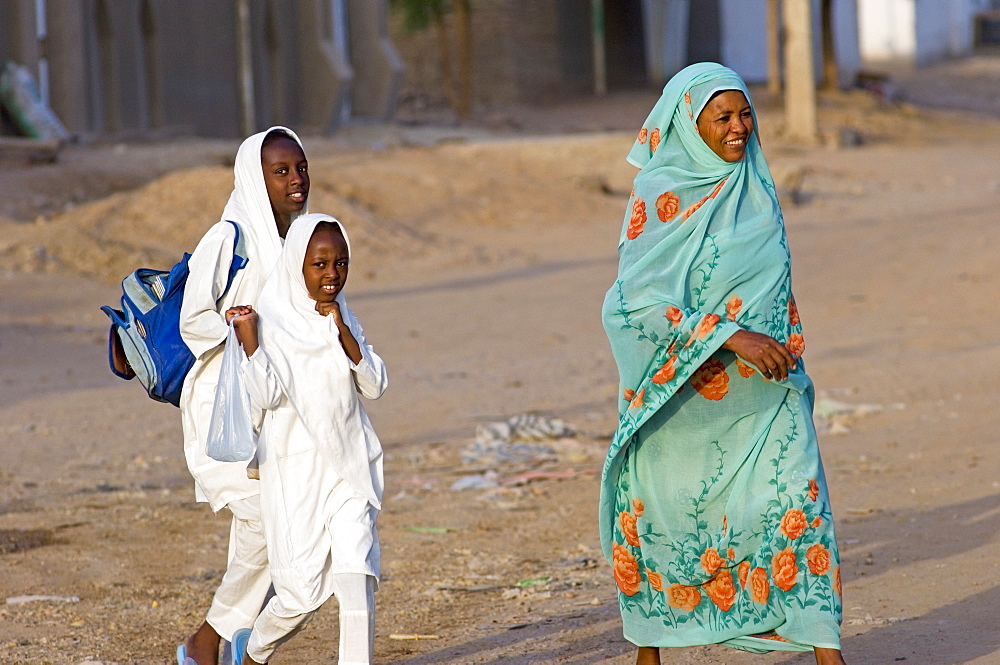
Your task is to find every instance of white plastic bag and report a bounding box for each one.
[206,324,257,462]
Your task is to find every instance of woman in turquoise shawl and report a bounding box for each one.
[601,63,846,665]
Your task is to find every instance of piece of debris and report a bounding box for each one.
[389,634,440,640]
[6,595,80,605]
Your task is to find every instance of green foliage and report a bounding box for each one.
[390,0,451,33]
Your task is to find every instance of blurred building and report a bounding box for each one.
[393,0,863,109]
[857,0,994,66]
[0,0,403,138]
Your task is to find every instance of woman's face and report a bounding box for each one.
[696,90,754,162]
[261,138,309,226]
[302,227,349,303]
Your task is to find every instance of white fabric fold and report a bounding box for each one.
[252,213,388,508]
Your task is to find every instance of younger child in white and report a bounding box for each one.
[227,214,387,665]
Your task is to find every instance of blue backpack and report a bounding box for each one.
[101,220,248,406]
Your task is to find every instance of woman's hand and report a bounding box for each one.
[315,299,342,322]
[225,305,254,324]
[231,311,259,356]
[315,300,362,365]
[721,329,795,381]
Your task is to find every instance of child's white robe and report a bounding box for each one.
[179,126,307,511]
[243,213,387,611]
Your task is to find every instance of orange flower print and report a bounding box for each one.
[780,508,808,540]
[646,569,663,592]
[637,127,648,144]
[811,516,823,528]
[612,542,642,597]
[690,358,730,401]
[726,295,742,321]
[632,497,644,517]
[651,356,677,384]
[704,569,737,612]
[626,197,647,240]
[808,478,819,502]
[682,197,705,221]
[708,178,727,199]
[665,306,683,328]
[833,566,842,597]
[758,634,792,643]
[772,547,799,592]
[750,566,770,604]
[693,313,720,339]
[727,547,736,561]
[629,388,645,409]
[738,560,751,589]
[722,514,728,532]
[666,583,701,611]
[788,296,800,326]
[701,548,725,575]
[623,388,635,401]
[786,333,805,359]
[620,510,640,547]
[736,358,756,378]
[650,128,661,153]
[655,191,681,222]
[806,543,832,576]
[685,92,694,119]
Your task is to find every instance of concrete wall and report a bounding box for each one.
[859,0,992,65]
[0,0,401,138]
[719,0,860,86]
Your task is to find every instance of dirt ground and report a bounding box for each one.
[1,57,999,665]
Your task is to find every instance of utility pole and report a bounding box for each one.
[781,0,818,144]
[591,0,606,96]
[235,0,255,136]
[767,0,782,100]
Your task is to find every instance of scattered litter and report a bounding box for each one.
[515,576,551,588]
[435,584,497,593]
[462,414,576,466]
[501,468,596,486]
[403,526,465,534]
[845,615,910,626]
[389,634,440,640]
[450,472,499,491]
[6,595,79,605]
[814,398,904,435]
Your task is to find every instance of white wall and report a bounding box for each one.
[718,0,860,85]
[859,0,991,65]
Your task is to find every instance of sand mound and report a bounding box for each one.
[0,135,633,283]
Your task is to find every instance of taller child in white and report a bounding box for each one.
[228,215,387,665]
[177,127,309,665]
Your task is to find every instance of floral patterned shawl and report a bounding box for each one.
[600,63,840,652]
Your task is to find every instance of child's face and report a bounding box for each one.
[302,228,349,303]
[261,138,309,221]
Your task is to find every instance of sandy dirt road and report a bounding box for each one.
[1,77,999,665]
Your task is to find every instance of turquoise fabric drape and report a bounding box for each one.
[600,63,842,652]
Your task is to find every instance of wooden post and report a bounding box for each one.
[781,0,818,144]
[591,0,606,96]
[453,0,472,120]
[235,0,255,136]
[820,0,839,91]
[767,0,782,100]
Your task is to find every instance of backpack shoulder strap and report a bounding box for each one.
[220,220,249,300]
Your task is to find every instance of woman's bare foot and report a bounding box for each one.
[814,646,847,665]
[637,646,661,665]
[184,621,220,665]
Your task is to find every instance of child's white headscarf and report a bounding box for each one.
[222,126,309,294]
[256,213,380,507]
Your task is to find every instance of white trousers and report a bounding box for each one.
[247,573,375,664]
[204,495,272,641]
